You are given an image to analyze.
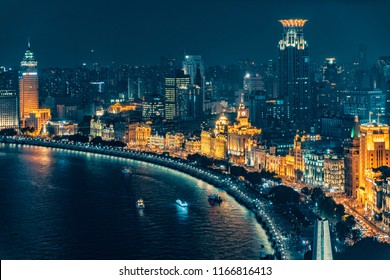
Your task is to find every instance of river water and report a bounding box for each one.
[0,143,272,259]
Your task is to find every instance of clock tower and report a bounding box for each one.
[237,92,249,126]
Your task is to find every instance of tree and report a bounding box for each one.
[334,204,345,220]
[310,187,324,203]
[350,229,362,243]
[301,187,310,195]
[246,172,263,185]
[268,185,300,205]
[335,220,350,241]
[319,196,336,219]
[91,136,103,145]
[344,215,356,228]
[230,166,247,177]
[336,237,390,260]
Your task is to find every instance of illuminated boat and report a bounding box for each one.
[176,199,188,207]
[121,167,132,174]
[136,198,145,209]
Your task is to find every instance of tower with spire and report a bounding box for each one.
[19,39,39,125]
[227,92,261,165]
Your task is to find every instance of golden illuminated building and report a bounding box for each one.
[165,132,185,150]
[185,137,201,154]
[135,124,151,147]
[358,118,390,208]
[228,93,261,164]
[148,133,165,149]
[201,131,212,155]
[19,41,39,127]
[25,109,51,135]
[108,102,137,114]
[200,113,229,160]
[285,154,295,179]
[253,147,286,176]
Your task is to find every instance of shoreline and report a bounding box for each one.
[0,137,287,259]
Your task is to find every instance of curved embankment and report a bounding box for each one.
[1,138,286,259]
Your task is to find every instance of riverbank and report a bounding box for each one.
[0,137,291,259]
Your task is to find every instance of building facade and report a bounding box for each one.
[228,93,261,164]
[0,90,19,130]
[19,42,39,126]
[278,19,311,129]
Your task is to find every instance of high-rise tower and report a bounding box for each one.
[19,40,39,125]
[278,19,311,129]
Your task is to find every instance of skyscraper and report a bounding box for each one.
[182,55,204,86]
[0,90,19,130]
[278,19,311,129]
[19,40,39,126]
[164,70,190,120]
[183,55,205,117]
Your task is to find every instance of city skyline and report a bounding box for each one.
[1,0,389,67]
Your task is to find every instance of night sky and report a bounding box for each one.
[1,0,389,67]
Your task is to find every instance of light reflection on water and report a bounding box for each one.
[0,144,273,260]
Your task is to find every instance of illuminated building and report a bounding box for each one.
[304,152,324,187]
[358,116,390,208]
[182,55,204,86]
[102,124,115,141]
[148,133,165,149]
[25,109,51,135]
[164,70,190,120]
[183,55,205,118]
[322,58,343,86]
[228,93,261,164]
[90,116,102,138]
[185,136,201,154]
[135,124,151,147]
[323,153,345,193]
[200,113,229,160]
[108,102,137,114]
[278,19,311,128]
[141,95,164,121]
[46,121,78,136]
[344,89,385,120]
[253,146,286,176]
[381,179,390,229]
[200,131,212,155]
[165,132,185,150]
[344,116,361,198]
[57,105,78,121]
[19,40,39,126]
[0,90,19,130]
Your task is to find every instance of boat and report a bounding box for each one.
[136,198,145,209]
[208,193,223,203]
[121,167,132,174]
[176,199,188,207]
